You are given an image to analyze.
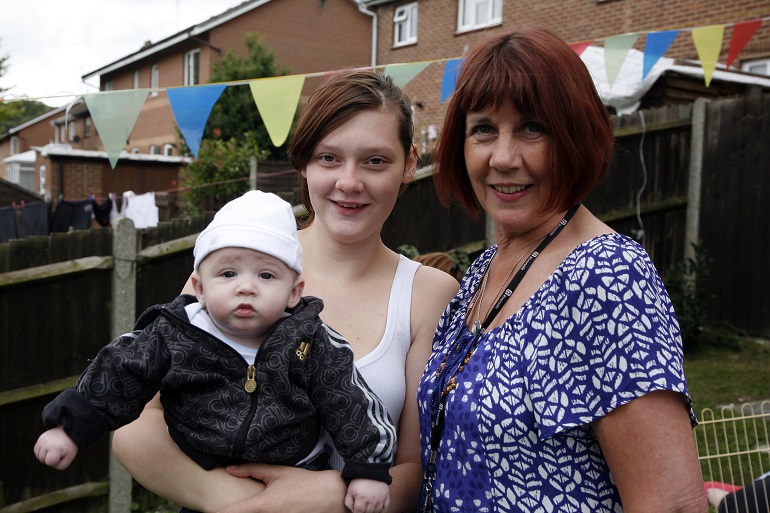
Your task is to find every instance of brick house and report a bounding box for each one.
[0,0,373,228]
[80,0,373,155]
[361,0,770,156]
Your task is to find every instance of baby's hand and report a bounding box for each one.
[34,426,79,470]
[344,478,390,513]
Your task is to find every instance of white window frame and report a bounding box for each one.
[10,135,19,155]
[151,64,159,96]
[133,70,140,89]
[68,121,77,142]
[741,58,770,76]
[85,117,92,137]
[184,49,200,86]
[163,143,175,156]
[393,3,418,47]
[150,144,161,155]
[457,0,502,33]
[104,80,114,91]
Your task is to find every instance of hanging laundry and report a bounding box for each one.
[91,196,113,227]
[20,201,49,237]
[122,190,159,229]
[0,205,19,243]
[109,192,125,227]
[50,200,93,232]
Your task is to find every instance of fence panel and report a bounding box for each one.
[700,94,770,337]
[3,94,770,510]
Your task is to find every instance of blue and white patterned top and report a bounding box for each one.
[417,233,695,513]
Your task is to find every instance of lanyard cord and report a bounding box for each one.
[419,203,580,512]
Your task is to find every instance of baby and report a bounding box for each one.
[34,190,395,513]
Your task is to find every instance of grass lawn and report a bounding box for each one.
[685,333,770,413]
[684,332,770,510]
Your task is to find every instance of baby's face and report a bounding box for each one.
[194,247,303,346]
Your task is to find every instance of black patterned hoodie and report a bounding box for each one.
[42,294,396,483]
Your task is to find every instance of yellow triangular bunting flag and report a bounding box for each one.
[248,75,306,147]
[691,24,725,87]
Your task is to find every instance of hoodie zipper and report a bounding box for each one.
[233,350,262,457]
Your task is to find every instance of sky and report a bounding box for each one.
[1,0,246,108]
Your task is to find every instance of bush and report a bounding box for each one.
[662,242,713,353]
[180,133,269,215]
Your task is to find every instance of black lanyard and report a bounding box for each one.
[418,204,579,513]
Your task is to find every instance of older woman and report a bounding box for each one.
[417,25,707,512]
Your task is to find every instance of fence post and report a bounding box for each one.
[250,156,257,190]
[109,217,136,513]
[685,98,708,265]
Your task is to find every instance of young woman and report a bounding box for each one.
[111,69,459,513]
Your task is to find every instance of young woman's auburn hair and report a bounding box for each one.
[433,24,615,219]
[289,69,415,225]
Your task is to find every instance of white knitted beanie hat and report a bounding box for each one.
[193,190,302,274]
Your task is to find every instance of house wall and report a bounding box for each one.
[0,116,55,180]
[99,0,372,155]
[372,0,770,155]
[38,155,181,206]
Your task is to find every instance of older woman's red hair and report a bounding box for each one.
[433,25,615,219]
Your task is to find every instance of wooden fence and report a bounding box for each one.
[1,93,769,511]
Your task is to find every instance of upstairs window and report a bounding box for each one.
[457,0,501,32]
[151,64,159,96]
[133,70,140,89]
[742,58,770,76]
[150,145,161,155]
[163,143,175,156]
[104,80,114,91]
[85,117,92,138]
[394,3,418,47]
[184,49,200,86]
[10,136,19,155]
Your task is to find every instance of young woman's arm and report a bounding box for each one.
[112,395,266,512]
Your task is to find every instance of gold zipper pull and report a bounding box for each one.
[244,365,257,393]
[295,341,311,361]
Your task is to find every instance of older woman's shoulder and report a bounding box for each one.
[565,233,663,281]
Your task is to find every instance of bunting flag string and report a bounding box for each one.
[6,15,768,168]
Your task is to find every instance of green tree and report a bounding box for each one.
[0,40,53,133]
[204,32,290,160]
[180,132,269,216]
[0,100,54,133]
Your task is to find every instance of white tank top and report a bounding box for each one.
[326,254,420,467]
